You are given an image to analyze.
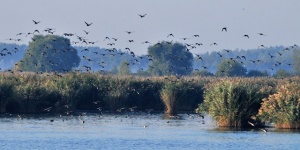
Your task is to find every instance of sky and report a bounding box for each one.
[0,0,299,55]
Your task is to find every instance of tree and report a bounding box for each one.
[191,70,214,77]
[292,48,300,75]
[118,61,131,75]
[147,41,193,76]
[110,65,118,74]
[247,70,268,77]
[215,59,247,77]
[274,69,291,78]
[17,35,80,72]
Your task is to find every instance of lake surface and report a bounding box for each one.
[0,113,299,150]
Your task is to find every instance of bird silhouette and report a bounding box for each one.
[83,30,89,34]
[167,34,174,37]
[125,31,134,34]
[222,27,227,32]
[32,20,40,24]
[85,21,93,26]
[216,52,222,57]
[138,14,147,18]
[268,53,275,58]
[257,33,266,36]
[243,34,249,38]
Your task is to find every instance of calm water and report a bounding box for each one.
[0,113,299,150]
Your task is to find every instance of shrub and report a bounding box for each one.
[258,79,300,129]
[198,78,271,127]
[160,81,179,115]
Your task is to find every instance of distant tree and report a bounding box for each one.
[0,43,27,71]
[292,48,300,75]
[111,65,118,74]
[118,61,131,75]
[247,70,269,77]
[191,70,214,77]
[274,69,291,78]
[147,41,193,76]
[17,35,80,72]
[215,60,247,77]
[135,69,150,76]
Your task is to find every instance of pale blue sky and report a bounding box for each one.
[0,0,299,55]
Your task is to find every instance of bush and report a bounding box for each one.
[160,82,180,115]
[160,77,206,116]
[197,78,272,127]
[258,78,300,129]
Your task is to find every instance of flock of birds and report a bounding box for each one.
[0,13,298,131]
[0,13,298,74]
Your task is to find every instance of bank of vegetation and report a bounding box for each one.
[0,72,299,129]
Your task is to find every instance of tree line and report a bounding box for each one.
[1,35,299,77]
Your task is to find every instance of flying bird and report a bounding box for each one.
[125,31,134,34]
[257,33,266,36]
[85,22,93,26]
[268,53,275,58]
[138,14,147,18]
[83,30,89,34]
[222,27,227,32]
[32,20,40,24]
[167,34,174,37]
[243,34,249,38]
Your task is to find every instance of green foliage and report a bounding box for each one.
[215,60,247,77]
[258,78,300,129]
[274,69,291,78]
[148,41,193,76]
[160,78,206,115]
[111,65,118,74]
[247,70,269,77]
[194,46,293,74]
[198,78,274,127]
[160,82,180,115]
[0,77,15,113]
[191,70,214,77]
[118,62,131,75]
[18,35,80,72]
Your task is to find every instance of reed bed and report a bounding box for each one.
[1,72,300,129]
[197,77,277,127]
[0,73,206,114]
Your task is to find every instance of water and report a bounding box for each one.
[0,113,299,150]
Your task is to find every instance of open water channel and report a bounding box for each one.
[0,113,299,150]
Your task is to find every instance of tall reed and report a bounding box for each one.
[198,78,275,127]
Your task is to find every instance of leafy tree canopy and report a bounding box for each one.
[118,61,131,75]
[191,70,214,77]
[274,69,291,78]
[17,35,80,72]
[247,70,269,77]
[147,41,193,76]
[215,59,247,77]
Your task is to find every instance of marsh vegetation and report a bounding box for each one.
[0,72,299,129]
